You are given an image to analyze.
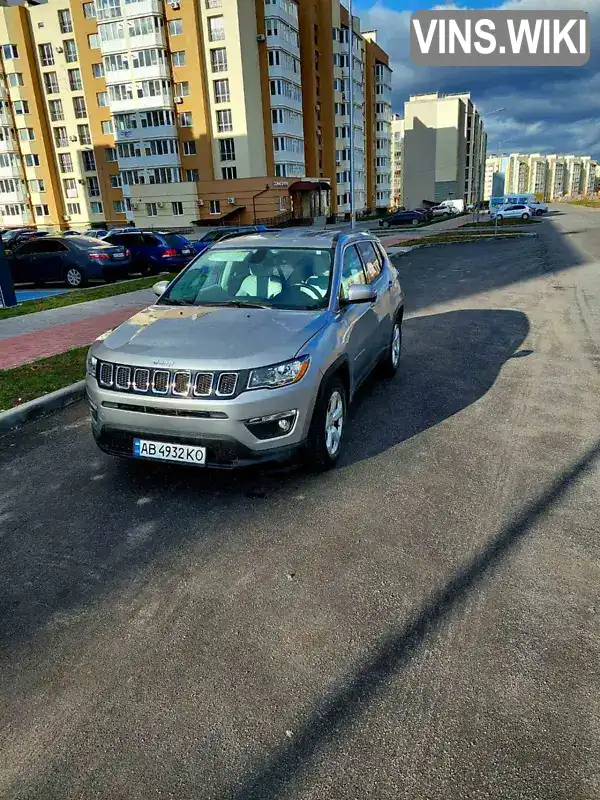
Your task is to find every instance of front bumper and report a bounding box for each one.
[87,375,319,468]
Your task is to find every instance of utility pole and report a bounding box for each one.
[348,0,355,230]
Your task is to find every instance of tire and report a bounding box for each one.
[521,213,530,220]
[305,376,347,472]
[535,209,543,216]
[379,316,402,379]
[142,262,160,276]
[381,220,390,229]
[411,218,419,226]
[65,266,87,288]
[496,215,504,222]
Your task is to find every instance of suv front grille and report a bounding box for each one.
[96,361,242,400]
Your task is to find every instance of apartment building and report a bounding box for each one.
[390,112,403,207]
[484,152,598,201]
[402,91,486,211]
[0,0,392,231]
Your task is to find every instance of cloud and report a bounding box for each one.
[357,0,600,158]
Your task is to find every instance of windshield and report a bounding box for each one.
[159,246,334,310]
[161,234,190,248]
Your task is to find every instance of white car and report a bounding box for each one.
[526,201,548,216]
[431,204,456,217]
[491,204,532,221]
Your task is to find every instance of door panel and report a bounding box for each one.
[356,241,392,362]
[338,244,379,387]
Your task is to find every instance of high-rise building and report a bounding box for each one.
[402,91,486,210]
[484,152,598,201]
[0,0,392,231]
[390,113,403,207]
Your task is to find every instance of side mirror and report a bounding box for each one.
[343,284,376,305]
[152,280,169,297]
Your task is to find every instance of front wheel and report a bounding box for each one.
[496,215,504,222]
[411,218,419,226]
[381,220,390,229]
[521,213,530,220]
[65,266,87,288]
[305,376,347,472]
[535,209,544,216]
[379,317,402,378]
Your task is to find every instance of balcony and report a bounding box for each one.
[2,187,28,203]
[109,90,172,114]
[266,33,299,58]
[0,209,33,225]
[117,150,179,169]
[123,0,161,17]
[272,119,303,139]
[0,112,12,126]
[0,139,18,153]
[0,162,23,179]
[105,60,170,84]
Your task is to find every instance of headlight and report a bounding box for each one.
[247,356,310,390]
[86,349,97,378]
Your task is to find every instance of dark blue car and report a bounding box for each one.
[192,225,268,255]
[103,230,196,275]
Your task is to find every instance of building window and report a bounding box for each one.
[105,147,117,162]
[6,73,23,87]
[97,91,108,107]
[206,0,222,6]
[35,204,50,217]
[178,111,192,127]
[58,9,73,33]
[171,50,186,67]
[43,72,59,94]
[146,202,158,216]
[213,78,230,103]
[54,127,69,148]
[210,47,227,72]
[83,2,96,18]
[13,100,29,115]
[216,109,232,133]
[82,151,96,171]
[91,201,103,214]
[64,39,78,62]
[48,100,65,122]
[73,96,87,118]
[28,178,45,192]
[58,153,74,173]
[67,202,81,215]
[186,168,199,181]
[68,68,83,91]
[175,81,189,97]
[219,138,235,161]
[92,62,104,78]
[172,201,184,215]
[168,19,183,35]
[101,119,113,134]
[208,16,225,41]
[221,166,237,179]
[96,0,121,20]
[78,124,92,145]
[183,140,196,156]
[110,174,121,188]
[88,33,100,49]
[87,176,100,196]
[18,128,35,142]
[113,199,124,213]
[24,154,40,167]
[209,199,220,214]
[1,44,19,60]
[63,177,78,197]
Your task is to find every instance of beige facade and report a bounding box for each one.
[390,113,403,207]
[402,91,486,210]
[485,152,599,201]
[0,0,391,230]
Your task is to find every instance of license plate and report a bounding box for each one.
[113,252,124,259]
[133,438,206,465]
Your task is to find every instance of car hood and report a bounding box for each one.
[94,304,329,370]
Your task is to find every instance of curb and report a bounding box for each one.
[0,380,86,434]
[388,232,538,254]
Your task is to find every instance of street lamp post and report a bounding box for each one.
[348,0,355,230]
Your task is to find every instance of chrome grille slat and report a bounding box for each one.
[193,372,213,397]
[115,365,131,390]
[152,370,170,394]
[133,368,150,392]
[172,371,191,397]
[98,362,113,387]
[217,372,237,397]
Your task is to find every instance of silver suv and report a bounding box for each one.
[86,230,404,470]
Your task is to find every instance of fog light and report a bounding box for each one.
[245,410,297,440]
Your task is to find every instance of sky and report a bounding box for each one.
[354,0,600,159]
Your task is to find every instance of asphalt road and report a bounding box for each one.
[1,205,599,799]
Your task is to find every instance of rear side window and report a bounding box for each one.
[201,230,222,242]
[142,234,160,246]
[161,234,188,247]
[37,240,69,253]
[356,241,382,283]
[340,245,367,300]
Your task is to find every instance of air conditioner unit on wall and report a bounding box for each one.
[55,46,63,53]
[132,203,139,210]
[69,135,78,142]
[197,198,204,206]
[228,197,235,204]
[174,96,183,104]
[170,0,180,8]
[257,33,266,43]
[157,202,165,208]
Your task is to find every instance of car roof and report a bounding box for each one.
[210,229,379,250]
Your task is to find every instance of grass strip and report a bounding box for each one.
[565,199,600,208]
[391,232,527,247]
[0,273,176,321]
[460,218,541,228]
[0,346,88,412]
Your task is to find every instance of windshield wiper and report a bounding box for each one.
[159,298,192,306]
[202,300,271,309]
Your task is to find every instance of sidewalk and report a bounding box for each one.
[0,288,154,370]
[380,214,471,246]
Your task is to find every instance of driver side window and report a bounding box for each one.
[340,245,367,300]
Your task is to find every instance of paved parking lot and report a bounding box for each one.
[1,205,599,799]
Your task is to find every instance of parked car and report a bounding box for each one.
[379,210,427,228]
[63,230,82,236]
[102,230,196,275]
[2,230,49,253]
[84,229,109,239]
[86,230,405,471]
[9,235,131,287]
[527,201,548,216]
[490,204,532,221]
[193,225,269,255]
[431,203,459,217]
[414,207,434,221]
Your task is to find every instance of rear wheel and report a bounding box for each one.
[535,209,543,216]
[521,213,530,220]
[305,376,347,472]
[381,220,390,229]
[65,266,87,288]
[411,218,419,226]
[496,215,504,222]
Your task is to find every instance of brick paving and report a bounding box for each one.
[0,305,144,370]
